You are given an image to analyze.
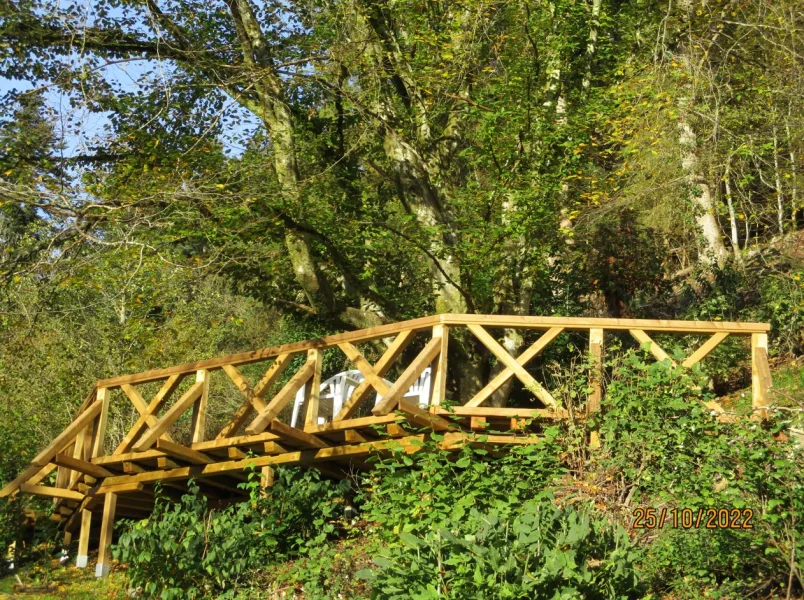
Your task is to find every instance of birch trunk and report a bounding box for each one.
[723,157,742,264]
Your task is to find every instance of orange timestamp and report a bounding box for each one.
[632,507,754,529]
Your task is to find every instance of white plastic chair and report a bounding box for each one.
[290,367,432,428]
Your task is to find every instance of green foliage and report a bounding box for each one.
[114,469,349,599]
[599,351,804,595]
[361,432,565,537]
[361,499,643,600]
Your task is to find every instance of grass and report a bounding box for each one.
[0,556,128,600]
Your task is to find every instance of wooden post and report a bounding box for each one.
[190,370,210,444]
[95,493,117,577]
[260,466,275,498]
[751,333,771,419]
[76,509,91,568]
[304,349,323,428]
[430,324,449,410]
[587,329,604,449]
[91,388,111,458]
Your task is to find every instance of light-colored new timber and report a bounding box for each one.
[133,381,204,451]
[115,375,183,454]
[0,401,103,497]
[373,336,442,415]
[95,493,116,578]
[190,370,210,444]
[269,420,329,448]
[333,330,415,421]
[465,327,564,407]
[304,350,323,429]
[76,509,91,568]
[467,324,557,408]
[120,384,175,443]
[629,330,676,365]
[19,485,84,502]
[245,360,315,434]
[52,455,114,479]
[156,440,214,465]
[682,332,729,368]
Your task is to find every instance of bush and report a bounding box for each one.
[114,468,349,599]
[599,351,804,596]
[361,498,643,600]
[361,430,565,539]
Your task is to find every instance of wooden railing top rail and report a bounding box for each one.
[97,314,769,388]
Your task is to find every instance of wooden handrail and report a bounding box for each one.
[96,314,769,388]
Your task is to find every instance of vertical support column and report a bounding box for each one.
[304,349,323,428]
[76,508,91,568]
[190,370,210,444]
[751,333,771,419]
[430,324,449,410]
[95,493,117,578]
[91,388,111,459]
[260,466,275,498]
[587,329,604,449]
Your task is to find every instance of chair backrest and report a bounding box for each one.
[290,367,433,428]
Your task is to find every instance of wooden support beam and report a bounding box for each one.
[95,493,117,578]
[28,463,58,486]
[245,360,315,435]
[343,430,369,444]
[308,414,402,434]
[115,375,184,454]
[227,447,247,459]
[373,336,443,415]
[430,324,449,407]
[435,407,568,419]
[53,454,114,479]
[386,423,406,437]
[0,401,103,497]
[269,420,329,448]
[190,370,210,444]
[397,400,452,431]
[629,329,677,365]
[587,328,603,449]
[217,356,292,438]
[304,349,323,429]
[260,466,274,496]
[132,381,204,452]
[470,417,487,431]
[333,330,415,421]
[90,388,111,459]
[76,509,91,568]
[752,333,771,419]
[338,342,392,396]
[99,436,428,487]
[19,484,84,502]
[156,440,214,465]
[123,462,146,474]
[263,442,288,454]
[96,482,145,495]
[682,332,729,368]
[466,327,564,407]
[467,324,558,408]
[120,384,175,443]
[157,457,181,469]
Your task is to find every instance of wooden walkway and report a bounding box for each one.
[0,314,771,576]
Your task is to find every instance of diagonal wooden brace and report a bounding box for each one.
[373,336,442,415]
[245,359,315,435]
[467,324,557,408]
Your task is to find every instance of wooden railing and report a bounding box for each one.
[0,314,771,577]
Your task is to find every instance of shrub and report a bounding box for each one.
[361,498,643,600]
[114,468,349,599]
[361,430,565,538]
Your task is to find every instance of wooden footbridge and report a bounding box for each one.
[0,314,771,576]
